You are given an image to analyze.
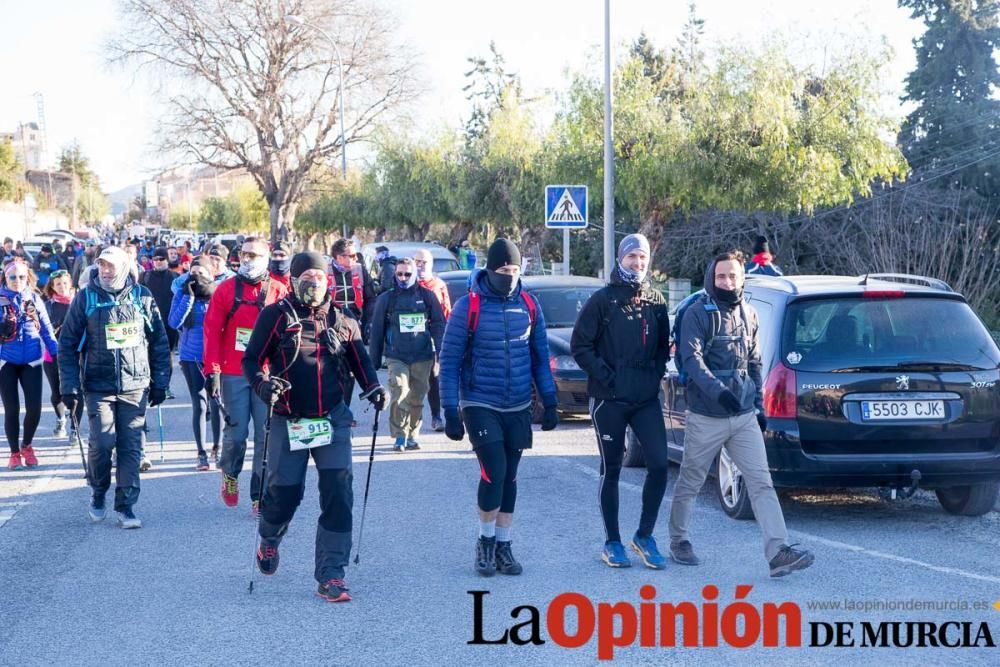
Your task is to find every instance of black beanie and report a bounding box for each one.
[486,238,520,271]
[290,251,327,278]
[753,236,770,255]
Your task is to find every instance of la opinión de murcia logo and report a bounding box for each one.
[468,586,997,660]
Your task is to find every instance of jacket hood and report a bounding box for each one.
[87,264,139,295]
[471,266,524,300]
[702,258,720,301]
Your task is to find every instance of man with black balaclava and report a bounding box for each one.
[369,257,445,452]
[669,249,814,578]
[57,246,171,529]
[268,241,292,289]
[203,237,288,513]
[242,251,385,602]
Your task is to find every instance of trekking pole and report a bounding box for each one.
[354,408,381,565]
[212,394,237,427]
[157,404,165,463]
[70,411,88,481]
[248,396,278,595]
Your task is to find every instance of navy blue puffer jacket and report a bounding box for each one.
[439,271,557,411]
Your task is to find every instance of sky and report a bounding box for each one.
[0,0,924,192]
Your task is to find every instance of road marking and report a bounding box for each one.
[0,445,75,529]
[561,457,1000,586]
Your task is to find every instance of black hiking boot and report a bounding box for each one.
[475,536,497,577]
[316,578,351,602]
[769,544,815,578]
[495,540,523,575]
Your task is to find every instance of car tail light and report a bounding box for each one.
[763,363,797,418]
[863,290,905,298]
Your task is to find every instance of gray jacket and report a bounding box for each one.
[679,261,763,418]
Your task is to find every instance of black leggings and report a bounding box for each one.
[427,369,441,419]
[590,397,669,544]
[180,360,221,454]
[0,362,43,453]
[474,444,523,514]
[43,360,83,424]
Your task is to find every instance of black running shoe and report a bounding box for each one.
[769,544,815,578]
[196,452,209,471]
[476,536,497,577]
[495,540,523,575]
[316,578,351,602]
[256,541,279,575]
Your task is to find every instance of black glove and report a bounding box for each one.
[206,372,222,398]
[756,412,767,433]
[718,389,742,414]
[256,377,291,405]
[148,387,167,407]
[444,408,465,441]
[182,274,195,295]
[61,392,79,416]
[541,405,559,431]
[367,386,386,412]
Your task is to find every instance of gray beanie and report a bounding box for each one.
[617,233,650,262]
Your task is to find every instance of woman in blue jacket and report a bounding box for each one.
[439,239,559,577]
[0,260,58,470]
[167,258,220,471]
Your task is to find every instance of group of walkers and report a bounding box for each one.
[0,228,811,602]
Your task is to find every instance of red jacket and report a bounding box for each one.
[419,275,452,319]
[203,275,288,376]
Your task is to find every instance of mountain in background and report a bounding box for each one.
[107,182,142,216]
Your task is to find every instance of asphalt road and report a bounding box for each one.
[1,368,999,665]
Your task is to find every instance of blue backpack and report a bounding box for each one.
[671,290,720,386]
[76,284,151,352]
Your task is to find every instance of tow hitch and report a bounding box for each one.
[878,469,923,501]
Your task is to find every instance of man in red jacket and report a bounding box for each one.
[203,237,288,512]
[414,248,451,431]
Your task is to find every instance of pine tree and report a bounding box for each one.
[898,0,1000,200]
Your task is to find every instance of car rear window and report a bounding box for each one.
[528,287,601,328]
[781,297,1000,372]
[434,258,459,273]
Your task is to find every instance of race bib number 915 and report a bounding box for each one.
[287,417,332,451]
[105,321,142,349]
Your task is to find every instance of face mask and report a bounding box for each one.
[486,270,517,298]
[269,258,291,276]
[99,269,128,293]
[294,278,326,307]
[715,286,743,304]
[395,271,417,290]
[615,262,646,287]
[238,255,269,282]
[416,265,430,281]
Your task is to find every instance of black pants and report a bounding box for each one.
[427,368,441,420]
[43,360,83,425]
[463,406,532,513]
[1,362,43,453]
[166,326,179,353]
[590,397,669,544]
[180,361,221,454]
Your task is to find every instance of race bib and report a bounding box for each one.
[234,327,253,352]
[105,320,142,349]
[287,417,332,451]
[398,312,426,334]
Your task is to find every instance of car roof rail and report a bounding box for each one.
[745,274,799,294]
[860,273,953,292]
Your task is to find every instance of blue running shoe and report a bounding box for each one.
[601,541,632,568]
[393,436,405,452]
[630,532,666,570]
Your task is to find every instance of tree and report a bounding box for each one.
[0,141,24,202]
[109,0,416,241]
[898,0,1000,200]
[200,183,269,233]
[58,141,94,186]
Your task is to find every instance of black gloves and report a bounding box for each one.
[444,408,465,441]
[367,386,386,412]
[182,274,195,295]
[541,405,559,431]
[256,377,291,405]
[148,387,167,407]
[61,392,79,416]
[206,372,222,398]
[757,412,768,433]
[718,389,742,414]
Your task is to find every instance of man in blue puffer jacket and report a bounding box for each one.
[439,238,559,578]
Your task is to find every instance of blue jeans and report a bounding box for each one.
[219,374,268,501]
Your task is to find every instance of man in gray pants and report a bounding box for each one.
[668,250,814,577]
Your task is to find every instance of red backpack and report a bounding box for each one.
[465,291,537,351]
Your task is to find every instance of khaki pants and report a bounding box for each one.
[668,411,788,561]
[387,358,433,439]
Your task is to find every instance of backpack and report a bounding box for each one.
[0,295,23,343]
[223,275,271,330]
[672,291,749,385]
[383,285,435,333]
[465,290,537,361]
[77,284,151,352]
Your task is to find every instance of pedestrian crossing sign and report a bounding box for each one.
[545,185,588,229]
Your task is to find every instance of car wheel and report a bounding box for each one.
[623,427,646,468]
[715,448,755,520]
[934,481,1000,516]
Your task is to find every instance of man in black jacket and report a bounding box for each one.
[242,252,385,602]
[571,234,672,570]
[141,247,179,353]
[369,257,445,452]
[57,246,171,529]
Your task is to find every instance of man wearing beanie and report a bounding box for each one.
[242,251,385,602]
[141,247,179,354]
[571,233,673,569]
[439,238,559,577]
[268,240,292,289]
[369,256,446,451]
[57,245,172,529]
[745,236,783,277]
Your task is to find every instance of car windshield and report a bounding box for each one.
[781,297,1000,372]
[433,258,459,273]
[528,287,601,328]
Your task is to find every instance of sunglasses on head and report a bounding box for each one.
[50,270,68,279]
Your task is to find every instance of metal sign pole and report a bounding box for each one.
[563,228,570,275]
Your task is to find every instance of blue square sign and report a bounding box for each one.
[545,185,588,229]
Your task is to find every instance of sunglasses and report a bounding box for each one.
[50,270,69,279]
[6,274,28,281]
[396,272,413,278]
[239,251,263,260]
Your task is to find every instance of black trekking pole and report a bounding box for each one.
[247,399,275,595]
[354,408,381,565]
[70,411,88,481]
[212,394,237,427]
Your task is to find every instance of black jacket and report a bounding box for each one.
[141,269,178,329]
[571,272,670,404]
[369,284,446,367]
[57,269,172,395]
[242,294,381,418]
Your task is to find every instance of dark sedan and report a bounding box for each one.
[438,270,604,420]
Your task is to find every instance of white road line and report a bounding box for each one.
[0,445,75,529]
[560,457,1000,586]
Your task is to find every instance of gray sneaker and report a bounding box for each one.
[116,508,143,530]
[53,419,66,439]
[88,495,107,523]
[670,540,701,566]
[769,544,814,577]
[139,457,152,472]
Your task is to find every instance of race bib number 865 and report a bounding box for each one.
[105,321,142,349]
